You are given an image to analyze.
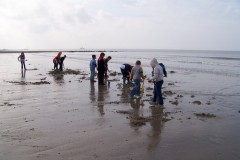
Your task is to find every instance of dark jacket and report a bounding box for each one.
[121,64,131,76]
[97,57,105,72]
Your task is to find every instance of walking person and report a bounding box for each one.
[149,58,164,108]
[90,54,97,82]
[120,64,133,84]
[59,55,66,71]
[18,52,26,70]
[97,52,105,85]
[129,60,145,98]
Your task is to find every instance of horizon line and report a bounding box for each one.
[0,48,240,53]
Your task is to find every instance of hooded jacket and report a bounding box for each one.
[150,58,164,81]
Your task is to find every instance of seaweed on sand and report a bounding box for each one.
[194,113,216,118]
[48,69,81,75]
[7,81,50,85]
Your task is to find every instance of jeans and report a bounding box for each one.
[130,79,141,97]
[59,62,63,71]
[153,80,164,105]
[123,76,130,84]
[54,63,58,70]
[21,61,26,70]
[98,71,105,84]
[90,69,95,81]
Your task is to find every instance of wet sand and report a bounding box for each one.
[0,52,240,160]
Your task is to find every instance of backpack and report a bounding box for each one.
[159,63,167,77]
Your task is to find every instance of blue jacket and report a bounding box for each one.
[90,59,97,71]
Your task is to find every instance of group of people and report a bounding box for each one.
[90,52,112,84]
[18,51,166,108]
[90,52,167,108]
[125,58,166,107]
[18,51,67,72]
[53,52,67,71]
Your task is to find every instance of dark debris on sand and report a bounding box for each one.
[31,81,51,85]
[194,113,216,118]
[49,69,81,75]
[109,72,120,76]
[108,79,120,82]
[192,101,202,105]
[116,110,171,127]
[1,102,15,106]
[163,90,175,96]
[130,116,152,126]
[116,110,132,114]
[107,100,130,105]
[169,100,179,105]
[146,87,153,91]
[27,68,38,71]
[6,81,50,85]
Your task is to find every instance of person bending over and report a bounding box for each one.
[59,55,66,71]
[120,64,133,84]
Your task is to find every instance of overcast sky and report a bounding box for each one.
[0,0,240,50]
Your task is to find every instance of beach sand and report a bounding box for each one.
[0,52,240,160]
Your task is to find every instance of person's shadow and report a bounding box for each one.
[147,107,164,151]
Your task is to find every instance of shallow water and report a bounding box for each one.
[0,50,240,160]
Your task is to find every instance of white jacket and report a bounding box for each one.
[150,58,164,81]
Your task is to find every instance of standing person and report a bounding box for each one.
[59,55,66,71]
[53,51,62,70]
[152,63,167,77]
[149,58,164,107]
[130,60,145,98]
[97,52,105,85]
[104,56,112,78]
[120,64,133,84]
[18,52,27,70]
[159,63,167,77]
[90,54,97,82]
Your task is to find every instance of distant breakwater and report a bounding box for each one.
[0,50,118,53]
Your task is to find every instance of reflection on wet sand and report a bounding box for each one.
[130,98,141,108]
[89,82,96,102]
[52,73,64,84]
[147,107,164,151]
[21,69,26,78]
[120,83,132,103]
[129,99,141,130]
[97,84,109,116]
[121,84,130,99]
